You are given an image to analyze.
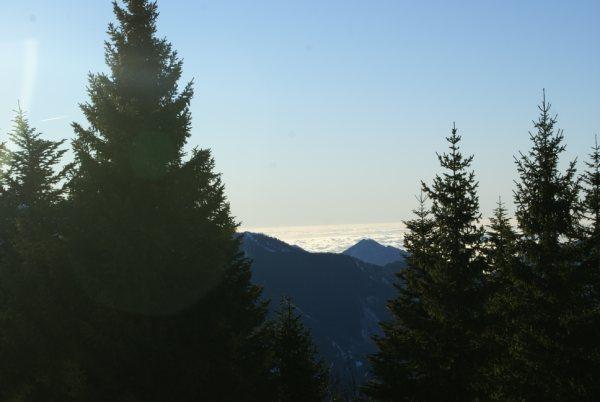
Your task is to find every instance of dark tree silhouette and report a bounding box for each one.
[67,1,269,400]
[364,193,435,400]
[366,125,486,401]
[576,134,600,396]
[0,108,82,401]
[480,198,528,399]
[506,93,592,400]
[269,296,329,402]
[581,135,600,287]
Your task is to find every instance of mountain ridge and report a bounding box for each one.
[342,238,407,266]
[240,232,405,383]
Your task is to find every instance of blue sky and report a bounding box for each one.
[1,0,599,227]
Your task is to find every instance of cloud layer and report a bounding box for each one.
[242,222,408,253]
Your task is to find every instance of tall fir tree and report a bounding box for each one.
[269,296,329,402]
[67,1,269,400]
[0,128,10,253]
[0,108,84,401]
[4,107,71,210]
[580,135,600,290]
[480,198,528,399]
[484,198,518,275]
[577,134,600,393]
[510,93,594,400]
[364,193,436,400]
[366,125,486,401]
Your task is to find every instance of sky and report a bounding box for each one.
[0,0,599,229]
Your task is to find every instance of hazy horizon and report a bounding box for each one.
[2,0,599,228]
[241,221,407,253]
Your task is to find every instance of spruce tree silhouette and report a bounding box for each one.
[0,108,82,401]
[269,296,328,402]
[506,92,589,400]
[366,125,486,401]
[575,134,600,397]
[581,135,600,286]
[68,1,269,400]
[479,198,526,399]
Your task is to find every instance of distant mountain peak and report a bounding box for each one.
[355,238,380,246]
[343,238,406,267]
[240,232,305,255]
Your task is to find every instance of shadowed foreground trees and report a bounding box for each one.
[269,296,329,402]
[66,0,271,400]
[0,109,84,400]
[363,193,435,400]
[367,97,600,401]
[480,198,525,399]
[0,2,599,401]
[498,95,594,400]
[580,136,600,297]
[0,2,332,401]
[366,125,486,401]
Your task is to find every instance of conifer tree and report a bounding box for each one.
[510,93,592,400]
[484,198,517,274]
[67,1,268,400]
[366,125,486,401]
[420,124,487,400]
[581,135,600,288]
[0,108,84,401]
[0,130,10,253]
[576,135,600,393]
[364,193,435,400]
[480,198,527,399]
[269,296,328,402]
[4,108,71,210]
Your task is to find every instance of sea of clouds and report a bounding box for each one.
[241,222,408,253]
